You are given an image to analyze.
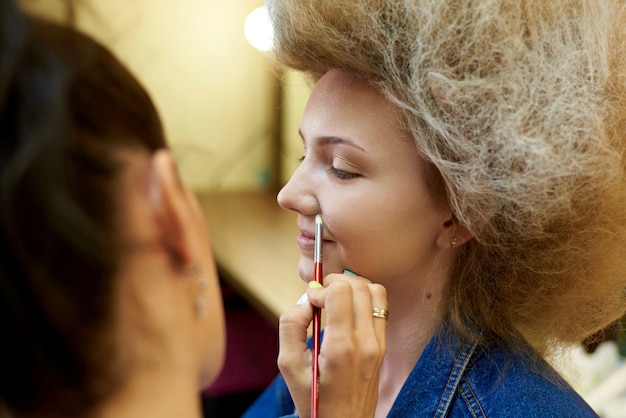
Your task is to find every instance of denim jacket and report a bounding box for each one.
[243,323,598,417]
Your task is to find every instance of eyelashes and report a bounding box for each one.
[297,154,360,180]
[329,166,359,180]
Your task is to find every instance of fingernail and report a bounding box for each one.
[308,281,323,289]
[343,269,357,276]
[296,292,309,305]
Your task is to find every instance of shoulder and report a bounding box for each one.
[457,345,598,417]
[242,375,295,418]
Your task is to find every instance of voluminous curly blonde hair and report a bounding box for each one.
[269,0,626,353]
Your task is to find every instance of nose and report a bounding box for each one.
[277,163,320,216]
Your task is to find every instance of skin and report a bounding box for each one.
[277,69,470,417]
[93,150,226,418]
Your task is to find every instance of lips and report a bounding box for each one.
[296,216,333,252]
[296,230,333,252]
[296,231,316,251]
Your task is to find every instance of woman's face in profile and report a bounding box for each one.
[278,69,450,292]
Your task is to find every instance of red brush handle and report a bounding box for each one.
[311,261,323,418]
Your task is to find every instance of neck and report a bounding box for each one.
[93,257,209,418]
[94,360,203,418]
[374,275,448,418]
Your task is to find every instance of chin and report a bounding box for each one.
[298,258,314,283]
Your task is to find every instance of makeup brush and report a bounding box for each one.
[311,214,323,418]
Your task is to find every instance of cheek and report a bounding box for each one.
[322,199,389,273]
[331,219,400,273]
[323,190,443,279]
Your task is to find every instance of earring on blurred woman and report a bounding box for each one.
[184,264,208,318]
[196,273,208,318]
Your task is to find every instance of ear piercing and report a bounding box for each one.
[196,273,208,318]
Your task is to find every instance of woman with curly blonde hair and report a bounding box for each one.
[245,0,626,417]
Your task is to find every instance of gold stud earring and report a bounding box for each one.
[449,219,459,248]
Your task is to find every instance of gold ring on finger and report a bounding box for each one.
[372,307,389,321]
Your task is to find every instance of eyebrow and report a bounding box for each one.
[298,129,367,152]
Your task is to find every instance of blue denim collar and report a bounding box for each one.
[244,320,598,418]
[388,324,478,417]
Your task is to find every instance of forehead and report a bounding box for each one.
[302,70,407,144]
[309,70,393,113]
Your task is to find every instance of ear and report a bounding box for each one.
[436,214,473,250]
[149,149,196,268]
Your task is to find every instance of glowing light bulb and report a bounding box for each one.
[244,6,274,52]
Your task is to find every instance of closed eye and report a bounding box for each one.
[330,166,360,180]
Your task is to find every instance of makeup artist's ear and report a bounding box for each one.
[149,149,196,267]
[437,215,473,250]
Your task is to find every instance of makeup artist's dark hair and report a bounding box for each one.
[0,0,166,416]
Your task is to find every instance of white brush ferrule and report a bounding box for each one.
[314,214,323,263]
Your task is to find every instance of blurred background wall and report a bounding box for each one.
[22,0,310,191]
